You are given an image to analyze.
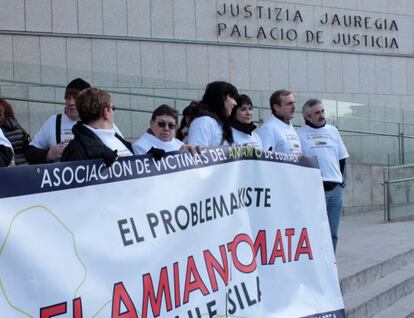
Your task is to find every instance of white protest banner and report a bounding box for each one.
[0,146,344,318]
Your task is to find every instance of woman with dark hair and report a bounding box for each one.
[0,98,31,165]
[176,101,198,143]
[133,104,185,155]
[230,94,262,148]
[187,81,238,147]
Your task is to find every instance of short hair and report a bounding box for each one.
[0,98,15,119]
[269,89,292,109]
[235,94,252,107]
[302,98,322,118]
[65,78,91,99]
[151,104,178,123]
[231,94,253,119]
[76,87,112,124]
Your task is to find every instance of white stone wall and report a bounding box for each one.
[0,0,413,155]
[343,163,385,214]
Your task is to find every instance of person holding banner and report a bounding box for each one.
[230,94,262,148]
[188,81,238,147]
[297,98,349,252]
[0,128,13,167]
[61,87,133,166]
[133,104,185,155]
[257,89,302,153]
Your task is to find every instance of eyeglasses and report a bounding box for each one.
[111,105,116,111]
[156,121,176,129]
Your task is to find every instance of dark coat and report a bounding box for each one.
[1,117,30,165]
[61,122,132,166]
[0,145,13,167]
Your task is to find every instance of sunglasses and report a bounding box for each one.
[156,121,176,129]
[111,105,116,111]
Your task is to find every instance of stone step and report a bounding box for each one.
[344,262,414,318]
[340,248,414,296]
[372,291,414,318]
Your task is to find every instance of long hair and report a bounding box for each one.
[176,101,198,141]
[198,81,239,143]
[0,98,15,119]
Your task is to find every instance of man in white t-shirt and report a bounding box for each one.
[257,89,301,153]
[297,98,349,253]
[61,87,133,166]
[26,78,91,164]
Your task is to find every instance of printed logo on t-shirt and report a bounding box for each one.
[61,129,74,145]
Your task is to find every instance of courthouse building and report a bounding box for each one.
[1,0,414,170]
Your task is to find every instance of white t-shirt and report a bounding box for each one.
[232,128,262,148]
[132,132,184,155]
[257,115,301,153]
[31,113,77,148]
[84,125,133,157]
[297,124,349,183]
[0,128,12,150]
[188,116,228,148]
[31,113,123,149]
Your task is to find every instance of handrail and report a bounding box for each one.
[383,165,414,221]
[384,163,414,170]
[383,177,414,184]
[3,78,414,128]
[1,97,154,114]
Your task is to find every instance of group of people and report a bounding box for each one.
[0,78,348,252]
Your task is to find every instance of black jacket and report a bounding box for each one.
[0,145,13,167]
[61,122,132,166]
[1,117,30,165]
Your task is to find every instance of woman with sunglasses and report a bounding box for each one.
[132,104,185,155]
[230,94,262,148]
[187,81,238,148]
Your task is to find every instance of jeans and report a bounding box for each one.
[324,185,344,253]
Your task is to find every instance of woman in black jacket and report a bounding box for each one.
[0,98,31,165]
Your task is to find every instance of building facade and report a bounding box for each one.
[1,0,414,165]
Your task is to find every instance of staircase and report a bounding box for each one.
[336,210,414,317]
[341,249,414,317]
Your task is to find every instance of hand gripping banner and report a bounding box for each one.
[0,145,344,318]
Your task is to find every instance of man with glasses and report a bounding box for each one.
[257,89,302,153]
[133,104,185,155]
[61,87,133,166]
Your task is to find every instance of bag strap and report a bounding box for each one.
[219,135,225,146]
[115,133,133,153]
[55,113,62,144]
